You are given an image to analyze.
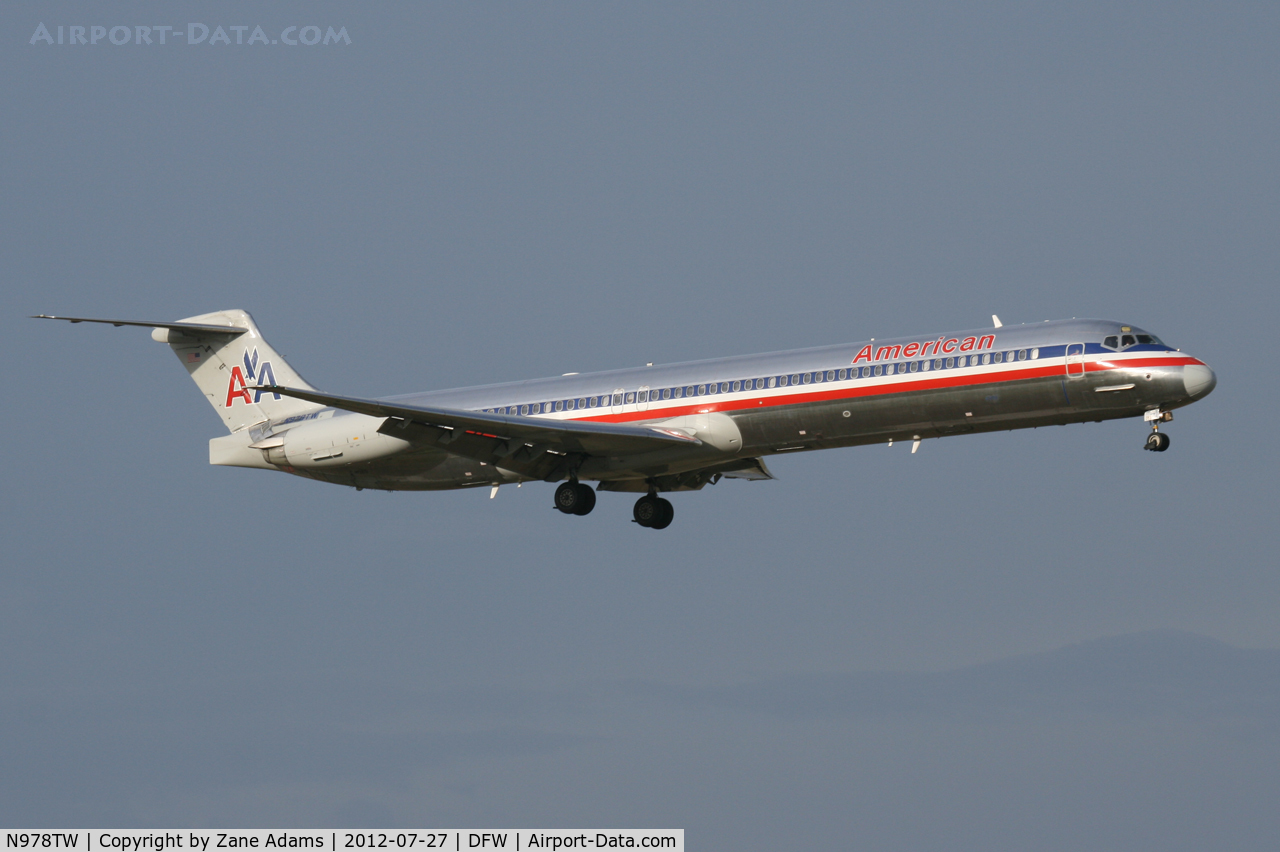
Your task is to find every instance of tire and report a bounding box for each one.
[1155,432,1171,452]
[650,498,674,530]
[554,481,581,514]
[573,483,596,515]
[1144,433,1160,452]
[633,495,661,527]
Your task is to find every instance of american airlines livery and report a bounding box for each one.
[36,311,1215,530]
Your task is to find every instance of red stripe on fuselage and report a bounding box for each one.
[544,354,1203,425]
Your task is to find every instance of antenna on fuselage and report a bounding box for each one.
[992,314,1003,328]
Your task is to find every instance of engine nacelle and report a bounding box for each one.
[257,414,410,469]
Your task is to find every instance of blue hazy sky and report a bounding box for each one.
[3,3,1279,847]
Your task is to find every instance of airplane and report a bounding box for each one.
[35,310,1215,529]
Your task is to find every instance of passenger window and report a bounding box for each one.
[982,353,990,365]
[790,374,800,385]
[697,384,706,395]
[945,357,955,369]
[933,359,942,370]
[661,388,670,400]
[908,361,917,373]
[686,386,695,397]
[1030,349,1038,360]
[1018,349,1027,360]
[625,392,635,404]
[872,365,881,376]
[610,393,621,406]
[638,390,648,402]
[1121,335,1136,348]
[1104,336,1118,349]
[555,401,564,412]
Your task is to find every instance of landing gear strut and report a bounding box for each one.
[554,481,596,515]
[633,494,674,530]
[1143,409,1172,452]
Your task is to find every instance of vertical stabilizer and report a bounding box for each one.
[155,309,321,432]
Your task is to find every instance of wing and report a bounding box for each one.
[257,384,702,481]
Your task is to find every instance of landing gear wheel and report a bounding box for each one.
[633,494,661,527]
[573,483,596,515]
[555,481,596,515]
[650,497,674,530]
[1144,432,1170,452]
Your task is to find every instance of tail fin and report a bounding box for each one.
[156,310,321,432]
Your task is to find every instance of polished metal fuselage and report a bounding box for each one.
[290,318,1214,491]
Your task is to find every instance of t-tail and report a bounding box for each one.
[34,309,322,432]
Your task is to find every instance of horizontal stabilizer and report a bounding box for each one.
[32,314,246,335]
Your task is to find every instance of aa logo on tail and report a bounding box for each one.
[224,347,281,407]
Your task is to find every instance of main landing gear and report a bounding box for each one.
[554,481,675,529]
[1143,409,1173,452]
[554,481,596,515]
[633,494,674,530]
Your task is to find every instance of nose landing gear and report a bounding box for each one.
[1143,409,1173,452]
[633,494,675,530]
[1144,432,1170,452]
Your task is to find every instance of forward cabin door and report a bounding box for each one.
[1065,343,1086,377]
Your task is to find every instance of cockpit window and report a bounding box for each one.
[1121,334,1136,348]
[1136,334,1165,346]
[1103,335,1118,349]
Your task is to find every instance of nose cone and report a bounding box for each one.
[1183,364,1217,400]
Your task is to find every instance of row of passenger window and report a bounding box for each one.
[485,349,1040,416]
